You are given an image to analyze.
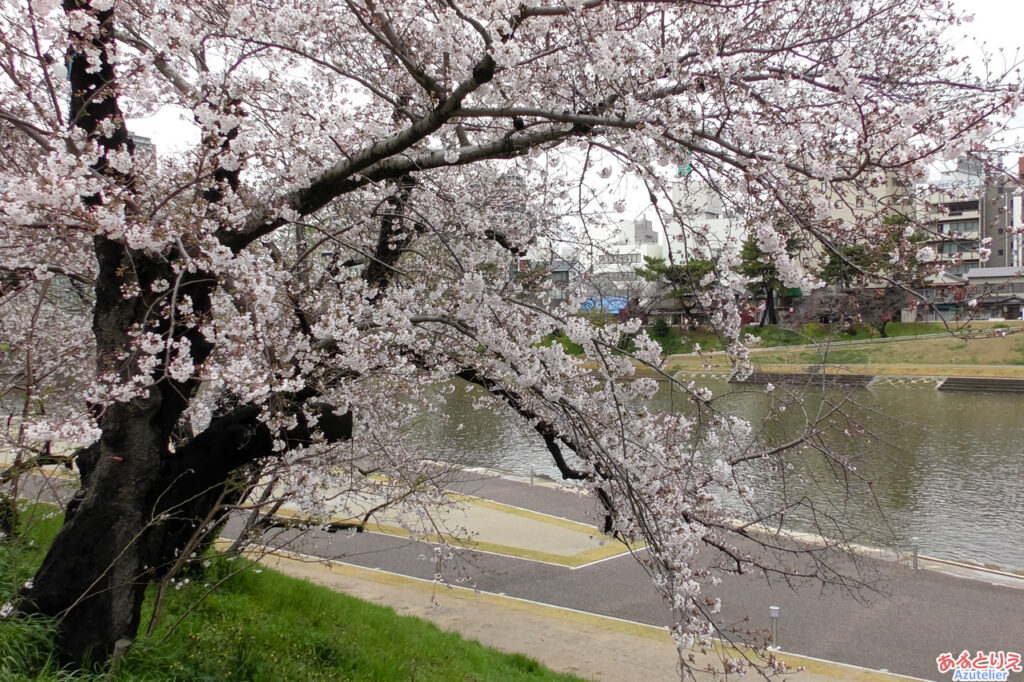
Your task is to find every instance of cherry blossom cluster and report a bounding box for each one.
[1,0,1020,672]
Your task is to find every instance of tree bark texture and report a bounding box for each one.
[760,284,779,326]
[24,376,353,663]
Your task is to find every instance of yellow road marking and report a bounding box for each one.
[272,492,643,567]
[233,543,923,682]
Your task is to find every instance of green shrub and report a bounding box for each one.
[538,331,584,355]
[650,317,671,336]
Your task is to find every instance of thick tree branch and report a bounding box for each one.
[455,369,591,481]
[224,52,497,251]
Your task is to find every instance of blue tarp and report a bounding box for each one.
[581,297,628,313]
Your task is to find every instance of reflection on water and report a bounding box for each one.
[406,380,1024,570]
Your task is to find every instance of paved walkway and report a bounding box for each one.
[232,469,1024,681]
[273,483,635,568]
[12,457,1024,680]
[256,549,918,682]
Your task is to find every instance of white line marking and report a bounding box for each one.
[571,546,644,570]
[257,545,929,680]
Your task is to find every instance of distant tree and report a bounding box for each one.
[812,214,928,335]
[819,215,929,290]
[615,297,649,324]
[820,245,874,289]
[797,286,907,338]
[650,316,673,336]
[636,256,715,322]
[739,232,803,326]
[848,286,907,338]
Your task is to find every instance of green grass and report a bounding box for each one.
[0,506,583,682]
[883,322,947,337]
[801,348,875,364]
[546,319,973,358]
[647,328,696,354]
[649,321,968,357]
[0,504,76,680]
[538,331,585,355]
[742,328,1024,369]
[647,322,864,355]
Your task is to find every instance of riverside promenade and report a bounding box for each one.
[234,468,1024,682]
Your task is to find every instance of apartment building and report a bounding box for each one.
[588,216,663,299]
[920,156,1013,275]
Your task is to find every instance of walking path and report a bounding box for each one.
[232,469,1024,681]
[256,549,920,682]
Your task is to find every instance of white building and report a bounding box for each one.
[662,179,740,260]
[588,216,664,299]
[516,246,585,304]
[584,180,740,307]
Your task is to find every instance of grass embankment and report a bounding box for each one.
[0,505,583,682]
[654,320,1022,356]
[665,324,1024,375]
[556,318,1024,373]
[549,319,1019,357]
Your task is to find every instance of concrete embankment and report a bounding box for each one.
[728,368,1024,392]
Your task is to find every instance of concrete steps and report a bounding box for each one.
[938,377,1024,393]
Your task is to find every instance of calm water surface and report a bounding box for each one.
[407,380,1024,571]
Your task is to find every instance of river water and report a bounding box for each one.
[407,379,1024,571]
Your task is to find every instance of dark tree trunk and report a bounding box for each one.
[23,385,352,665]
[24,402,165,666]
[20,231,217,664]
[759,283,778,327]
[17,0,290,665]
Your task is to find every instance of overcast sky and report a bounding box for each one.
[953,0,1024,62]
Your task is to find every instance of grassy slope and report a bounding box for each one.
[660,322,1024,372]
[748,331,1024,368]
[548,319,1024,367]
[647,321,976,355]
[0,506,583,682]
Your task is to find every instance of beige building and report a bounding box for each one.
[918,156,1015,275]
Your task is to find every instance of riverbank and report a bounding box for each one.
[6,467,1023,680]
[256,546,924,682]
[665,362,1024,380]
[660,329,1024,379]
[0,504,585,682]
[640,319,1024,356]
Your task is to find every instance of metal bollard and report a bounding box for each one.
[911,537,920,570]
[768,605,780,650]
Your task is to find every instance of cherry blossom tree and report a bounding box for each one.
[1,0,1019,670]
